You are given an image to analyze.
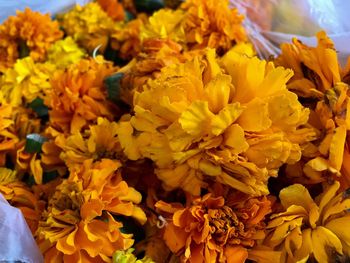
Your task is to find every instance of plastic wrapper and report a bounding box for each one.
[0,0,90,23]
[0,194,43,263]
[230,0,350,62]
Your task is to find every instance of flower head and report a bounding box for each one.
[264,181,350,262]
[118,48,315,195]
[98,0,125,21]
[0,104,18,165]
[47,37,86,69]
[0,8,63,71]
[58,3,116,53]
[156,192,272,262]
[37,159,146,262]
[180,0,247,53]
[47,57,116,134]
[0,57,55,106]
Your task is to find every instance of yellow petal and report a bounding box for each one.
[179,101,214,136]
[204,74,232,113]
[311,226,343,263]
[325,215,350,248]
[329,125,347,170]
[237,98,272,132]
[224,246,248,263]
[211,102,243,136]
[223,124,248,154]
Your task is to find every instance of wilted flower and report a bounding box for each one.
[58,3,116,53]
[0,8,63,71]
[264,181,350,263]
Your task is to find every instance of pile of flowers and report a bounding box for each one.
[1,0,350,262]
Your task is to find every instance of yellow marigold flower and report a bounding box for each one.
[140,9,186,43]
[58,3,116,53]
[37,159,146,262]
[0,104,18,166]
[47,57,116,134]
[275,31,341,98]
[0,8,63,71]
[56,117,122,170]
[0,57,55,106]
[180,0,247,53]
[118,49,315,195]
[0,167,44,234]
[47,37,86,69]
[155,192,277,263]
[264,181,350,263]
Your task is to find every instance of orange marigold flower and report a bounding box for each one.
[98,0,125,21]
[37,159,146,262]
[0,168,44,234]
[55,117,122,170]
[155,192,274,263]
[264,181,350,263]
[47,57,117,134]
[180,0,247,53]
[111,15,147,60]
[0,104,18,166]
[0,8,63,71]
[117,38,185,105]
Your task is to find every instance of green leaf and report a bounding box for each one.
[18,40,30,58]
[134,0,165,13]
[28,97,49,118]
[24,134,48,153]
[43,170,59,184]
[125,11,135,22]
[105,72,124,103]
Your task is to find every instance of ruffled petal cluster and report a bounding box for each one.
[118,48,315,196]
[0,8,63,71]
[264,181,350,263]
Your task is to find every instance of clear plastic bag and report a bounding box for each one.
[230,0,350,62]
[0,194,43,263]
[0,0,91,23]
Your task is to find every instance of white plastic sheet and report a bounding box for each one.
[0,194,43,263]
[0,0,91,23]
[230,0,350,62]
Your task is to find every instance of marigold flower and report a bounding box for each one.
[37,159,146,262]
[275,31,341,98]
[0,104,18,166]
[0,168,44,233]
[0,57,55,106]
[56,117,122,170]
[180,0,247,53]
[47,57,116,134]
[276,32,350,185]
[47,37,86,69]
[0,8,63,71]
[98,0,125,21]
[118,49,316,195]
[118,38,185,105]
[113,248,155,263]
[264,181,350,263]
[58,3,116,53]
[111,16,146,60]
[140,9,186,43]
[155,192,274,263]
